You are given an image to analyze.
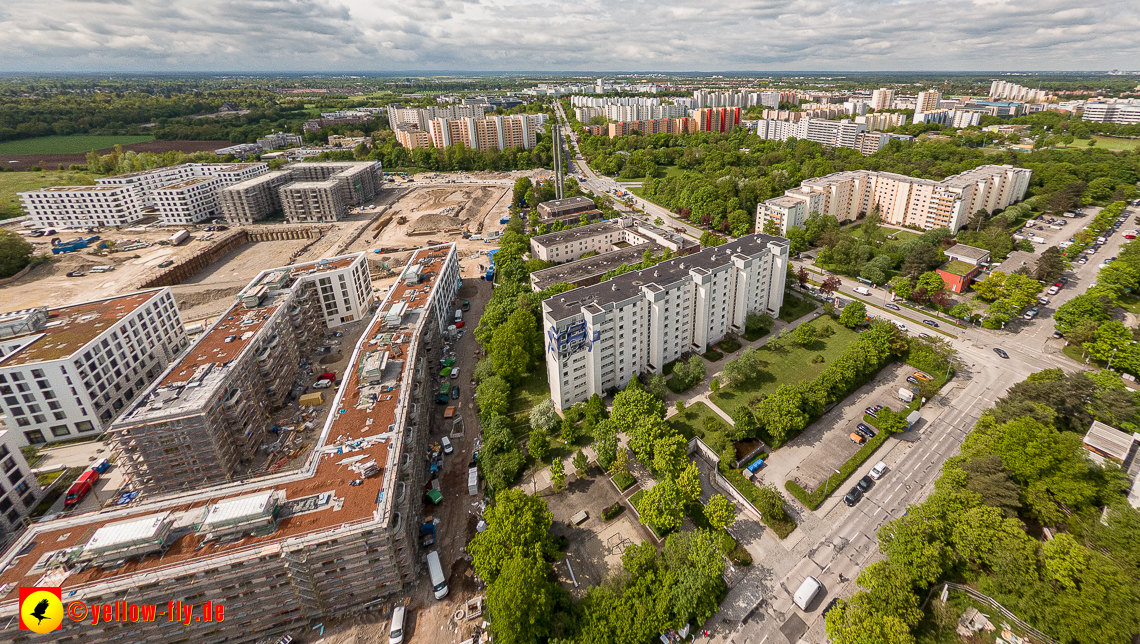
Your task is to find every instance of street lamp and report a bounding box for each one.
[824,468,841,498]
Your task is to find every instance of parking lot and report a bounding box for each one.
[755,362,916,495]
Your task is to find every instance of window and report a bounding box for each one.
[76,421,94,432]
[50,425,70,437]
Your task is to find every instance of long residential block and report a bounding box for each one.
[0,245,461,644]
[757,164,1032,234]
[0,290,188,447]
[543,233,788,411]
[108,254,374,494]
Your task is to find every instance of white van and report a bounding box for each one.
[853,286,871,296]
[794,576,822,610]
[388,605,406,644]
[869,461,888,480]
[427,551,448,599]
[441,436,453,455]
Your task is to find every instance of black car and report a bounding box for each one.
[451,385,460,399]
[994,348,1009,359]
[922,319,939,328]
[864,406,878,418]
[856,423,876,439]
[857,475,874,492]
[843,487,863,506]
[885,303,901,311]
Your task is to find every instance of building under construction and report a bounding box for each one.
[107,253,373,495]
[0,244,461,644]
[218,161,385,224]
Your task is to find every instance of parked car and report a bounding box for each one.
[1047,285,1061,295]
[864,406,879,418]
[843,486,863,506]
[869,461,888,480]
[451,385,460,399]
[907,375,919,384]
[885,303,900,311]
[65,270,85,277]
[849,432,865,445]
[994,348,1009,359]
[894,322,908,332]
[856,423,876,439]
[922,319,939,328]
[1037,296,1049,305]
[1053,330,1064,339]
[450,368,460,379]
[918,332,931,338]
[1077,257,1088,264]
[857,475,874,492]
[913,371,932,381]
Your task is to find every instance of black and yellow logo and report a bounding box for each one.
[18,587,62,633]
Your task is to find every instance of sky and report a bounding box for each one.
[0,0,1138,73]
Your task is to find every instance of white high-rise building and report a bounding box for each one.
[989,80,1048,103]
[871,88,895,110]
[542,233,789,411]
[1082,101,1140,125]
[760,165,1032,233]
[0,289,188,446]
[756,188,825,236]
[754,118,870,152]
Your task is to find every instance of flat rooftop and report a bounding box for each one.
[531,220,625,247]
[0,245,456,604]
[530,244,661,292]
[287,254,361,277]
[26,185,126,194]
[544,232,787,321]
[0,290,165,367]
[153,177,218,191]
[938,260,978,277]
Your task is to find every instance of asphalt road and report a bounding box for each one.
[712,209,1140,643]
[552,102,706,240]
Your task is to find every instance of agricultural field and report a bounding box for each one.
[0,135,156,155]
[0,170,95,219]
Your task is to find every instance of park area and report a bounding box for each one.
[709,318,859,421]
[0,135,156,155]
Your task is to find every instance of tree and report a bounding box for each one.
[486,549,554,644]
[653,433,689,480]
[825,599,916,644]
[476,376,511,421]
[573,449,589,476]
[820,275,841,297]
[0,231,34,279]
[753,483,791,525]
[492,308,540,384]
[1054,293,1113,334]
[793,323,818,346]
[915,271,946,296]
[468,490,555,583]
[529,398,559,433]
[889,275,913,299]
[677,463,702,504]
[1035,246,1066,283]
[646,372,669,400]
[973,270,1008,301]
[722,347,767,386]
[710,378,720,393]
[528,428,550,461]
[610,445,629,478]
[550,456,566,491]
[512,176,533,208]
[962,455,1022,517]
[796,266,809,287]
[593,419,617,470]
[637,480,684,533]
[755,384,809,445]
[900,243,939,277]
[584,393,608,425]
[704,494,737,532]
[627,416,670,465]
[1083,320,1134,364]
[839,301,868,328]
[610,387,665,434]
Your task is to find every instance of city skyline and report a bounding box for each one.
[0,0,1138,72]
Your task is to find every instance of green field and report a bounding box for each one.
[709,319,860,420]
[1070,136,1140,151]
[0,170,96,219]
[0,135,156,155]
[507,370,551,439]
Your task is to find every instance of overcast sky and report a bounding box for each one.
[0,0,1138,73]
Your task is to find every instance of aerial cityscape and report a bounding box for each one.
[0,5,1139,644]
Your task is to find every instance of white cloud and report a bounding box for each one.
[0,0,1136,71]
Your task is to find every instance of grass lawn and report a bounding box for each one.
[710,320,859,421]
[0,135,155,155]
[1119,293,1140,314]
[670,402,730,442]
[613,471,636,491]
[507,370,551,439]
[30,467,80,519]
[778,293,818,323]
[1072,136,1140,151]
[884,229,921,242]
[717,336,742,353]
[0,170,96,219]
[629,489,645,508]
[36,469,64,487]
[702,348,724,362]
[1062,343,1095,366]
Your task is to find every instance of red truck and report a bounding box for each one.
[64,470,99,508]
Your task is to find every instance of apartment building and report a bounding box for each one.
[0,245,461,644]
[529,217,689,263]
[756,188,825,236]
[425,114,538,151]
[394,123,433,149]
[607,118,689,138]
[1082,101,1140,125]
[574,106,603,122]
[763,164,1032,232]
[328,135,373,148]
[151,176,222,224]
[109,253,372,494]
[989,80,1048,103]
[915,90,942,116]
[303,112,373,133]
[871,88,895,110]
[386,104,490,130]
[257,132,303,150]
[0,430,42,543]
[218,162,383,224]
[542,233,788,411]
[0,290,188,447]
[19,185,145,229]
[855,112,908,130]
[20,163,268,228]
[754,118,876,153]
[693,107,741,133]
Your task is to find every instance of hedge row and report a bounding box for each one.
[785,426,895,510]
